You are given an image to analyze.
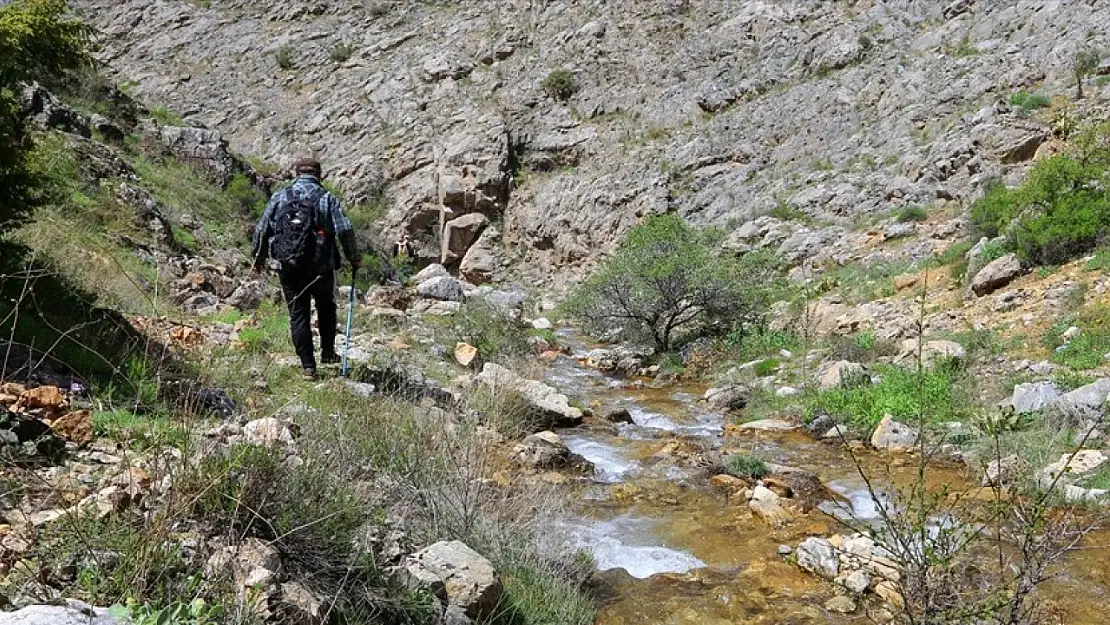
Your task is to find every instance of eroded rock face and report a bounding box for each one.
[74,0,1110,279]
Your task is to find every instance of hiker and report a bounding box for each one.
[252,157,359,380]
[391,233,415,259]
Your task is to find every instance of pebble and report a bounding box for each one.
[778,545,793,556]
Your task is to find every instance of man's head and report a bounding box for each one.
[292,156,322,179]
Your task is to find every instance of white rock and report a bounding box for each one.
[736,419,798,432]
[795,537,839,580]
[404,541,503,619]
[531,317,553,330]
[870,415,919,453]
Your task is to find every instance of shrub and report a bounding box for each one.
[730,327,799,362]
[725,454,768,479]
[767,201,808,222]
[808,361,970,432]
[1009,91,1050,114]
[897,204,928,222]
[0,0,91,228]
[329,42,355,63]
[826,331,897,364]
[148,106,183,126]
[562,213,784,351]
[541,69,578,101]
[274,45,294,70]
[970,125,1110,266]
[753,358,778,377]
[450,299,531,366]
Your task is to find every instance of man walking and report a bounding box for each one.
[252,157,359,380]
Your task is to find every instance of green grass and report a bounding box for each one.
[92,409,190,451]
[897,205,928,223]
[148,106,184,126]
[753,358,779,377]
[808,361,971,433]
[768,201,809,222]
[730,327,800,362]
[495,560,595,625]
[725,454,769,479]
[1086,245,1110,272]
[1009,91,1051,114]
[236,308,290,354]
[825,331,897,364]
[817,259,912,303]
[1047,306,1110,370]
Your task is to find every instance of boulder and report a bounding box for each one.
[704,385,750,411]
[795,536,839,580]
[413,263,450,283]
[404,541,503,619]
[442,213,489,265]
[155,124,244,186]
[842,569,871,594]
[736,419,798,432]
[16,386,67,413]
[1010,381,1061,414]
[870,415,919,453]
[819,361,866,390]
[459,226,502,285]
[970,253,1022,297]
[279,582,324,625]
[417,276,466,302]
[875,580,905,610]
[894,339,966,368]
[513,431,570,468]
[475,363,583,428]
[532,317,553,330]
[1049,378,1110,418]
[0,600,122,625]
[50,410,93,445]
[748,485,793,527]
[602,407,634,424]
[982,454,1024,486]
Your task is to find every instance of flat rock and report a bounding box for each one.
[705,384,751,411]
[895,339,966,368]
[0,600,121,624]
[1049,378,1110,417]
[1038,450,1108,484]
[736,419,798,432]
[824,595,857,614]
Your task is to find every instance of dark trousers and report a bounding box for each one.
[279,268,336,369]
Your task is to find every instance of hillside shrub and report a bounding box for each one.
[970,124,1110,266]
[1009,91,1050,114]
[329,42,355,63]
[274,45,294,70]
[0,0,91,228]
[897,204,928,222]
[562,213,783,351]
[541,69,578,101]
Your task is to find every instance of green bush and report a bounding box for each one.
[753,358,779,377]
[897,205,928,223]
[329,42,355,63]
[149,106,184,126]
[725,454,768,479]
[970,125,1110,266]
[541,69,578,101]
[274,45,294,70]
[562,213,783,351]
[808,361,970,432]
[450,299,531,366]
[1009,91,1051,114]
[730,327,799,362]
[0,0,91,228]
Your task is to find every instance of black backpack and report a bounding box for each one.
[270,188,325,269]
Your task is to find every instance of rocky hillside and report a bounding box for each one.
[74,0,1110,286]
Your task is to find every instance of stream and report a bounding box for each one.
[541,331,1110,625]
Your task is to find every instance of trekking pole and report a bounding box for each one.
[341,269,357,378]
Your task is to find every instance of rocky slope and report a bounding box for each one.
[74,0,1110,286]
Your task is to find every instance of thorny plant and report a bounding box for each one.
[810,267,1105,624]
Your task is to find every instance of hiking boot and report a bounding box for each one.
[301,367,317,381]
[320,352,340,365]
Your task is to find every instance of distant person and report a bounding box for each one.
[252,157,359,380]
[392,233,415,259]
[390,233,416,283]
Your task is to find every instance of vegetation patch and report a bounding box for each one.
[541,69,578,101]
[970,123,1110,266]
[808,361,971,432]
[1047,306,1110,370]
[724,454,768,479]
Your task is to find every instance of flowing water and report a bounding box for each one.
[542,332,1110,624]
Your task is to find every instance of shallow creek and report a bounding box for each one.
[541,333,1110,624]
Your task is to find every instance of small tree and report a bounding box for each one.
[563,213,782,351]
[1074,48,1100,100]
